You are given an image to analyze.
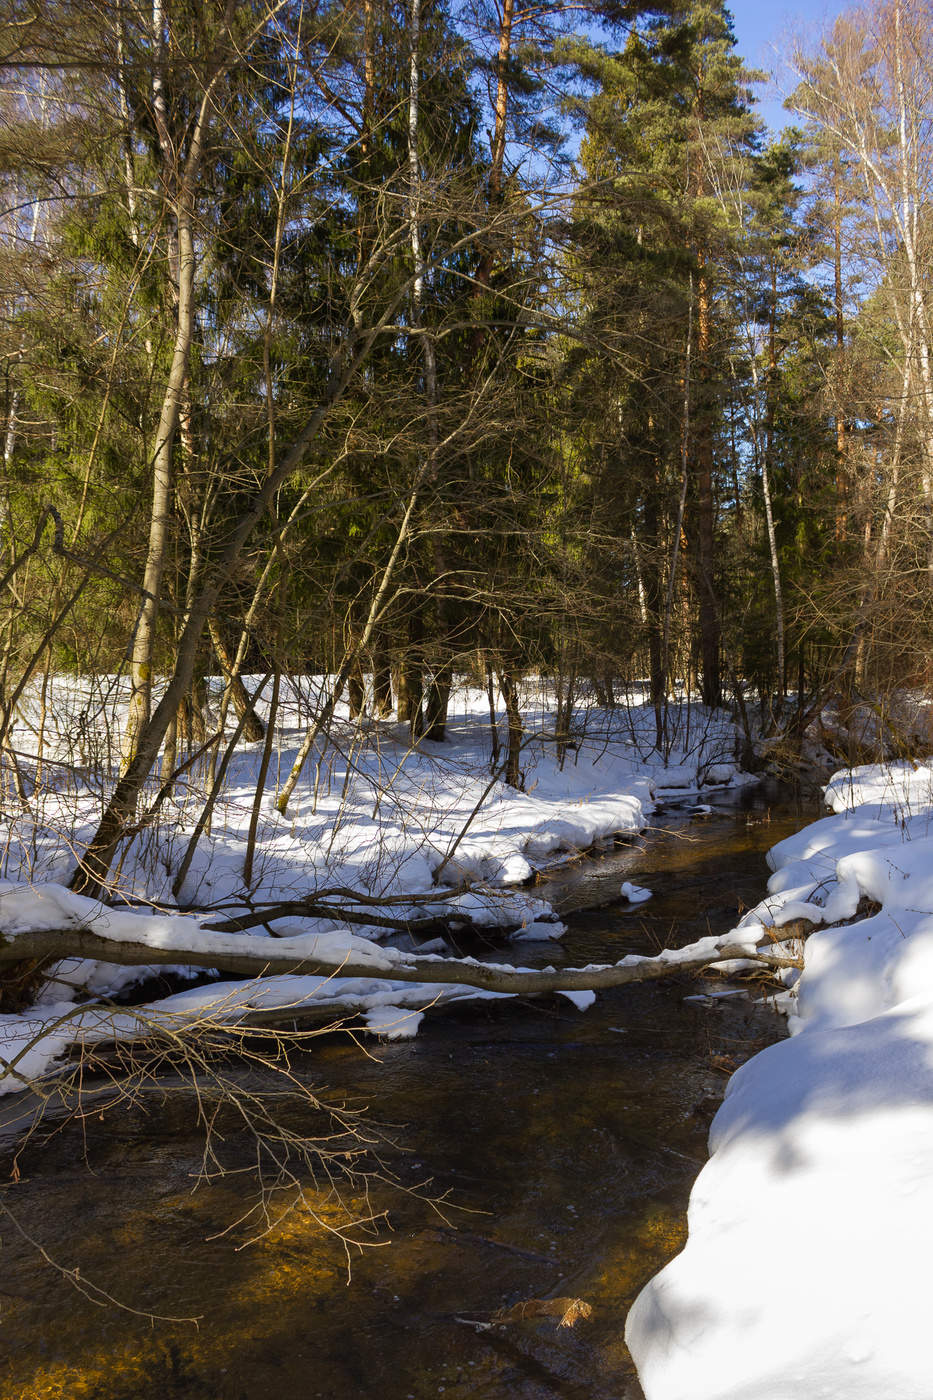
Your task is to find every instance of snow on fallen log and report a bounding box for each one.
[0,884,802,993]
[0,877,803,1096]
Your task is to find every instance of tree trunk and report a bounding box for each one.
[0,919,803,1002]
[399,610,425,740]
[372,647,393,717]
[641,485,665,747]
[407,0,449,743]
[424,668,451,741]
[498,669,522,789]
[832,158,847,541]
[122,4,194,769]
[486,656,501,769]
[474,0,513,301]
[694,268,721,709]
[347,667,366,720]
[762,274,786,715]
[207,617,265,742]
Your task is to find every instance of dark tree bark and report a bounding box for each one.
[498,669,523,789]
[694,268,721,709]
[372,647,393,717]
[208,617,265,742]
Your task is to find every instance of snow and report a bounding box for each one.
[15,677,933,1394]
[0,1003,85,1091]
[620,881,653,903]
[362,1006,424,1038]
[627,758,933,1399]
[0,681,749,1091]
[511,918,567,941]
[2,677,745,914]
[557,988,597,1011]
[652,764,697,790]
[823,759,933,815]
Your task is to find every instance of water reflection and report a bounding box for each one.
[0,787,818,1400]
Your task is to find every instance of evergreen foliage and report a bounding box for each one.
[0,0,930,873]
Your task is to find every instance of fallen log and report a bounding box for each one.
[0,919,804,998]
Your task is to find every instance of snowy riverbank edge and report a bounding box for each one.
[0,697,751,1096]
[626,758,933,1400]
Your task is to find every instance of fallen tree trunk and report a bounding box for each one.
[0,919,805,998]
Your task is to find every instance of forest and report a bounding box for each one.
[1,0,933,1396]
[2,0,929,846]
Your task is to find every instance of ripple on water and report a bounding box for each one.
[0,788,816,1400]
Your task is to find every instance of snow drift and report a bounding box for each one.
[627,761,933,1400]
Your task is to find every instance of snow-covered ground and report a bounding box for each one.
[627,759,933,1400]
[10,673,933,1395]
[0,677,750,1093]
[4,675,742,906]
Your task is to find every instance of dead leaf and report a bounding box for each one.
[493,1296,594,1329]
[709,1053,739,1075]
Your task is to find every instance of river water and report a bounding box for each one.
[0,782,819,1400]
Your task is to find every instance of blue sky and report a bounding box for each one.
[728,0,851,134]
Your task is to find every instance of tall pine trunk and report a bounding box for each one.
[694,268,721,709]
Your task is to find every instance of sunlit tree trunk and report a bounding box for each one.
[694,267,721,709]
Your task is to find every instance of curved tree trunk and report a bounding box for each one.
[207,617,265,743]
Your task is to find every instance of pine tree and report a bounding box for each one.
[568,0,762,715]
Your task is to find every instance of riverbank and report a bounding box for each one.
[627,759,933,1399]
[6,680,751,911]
[0,797,798,1400]
[0,688,756,1092]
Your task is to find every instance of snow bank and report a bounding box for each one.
[823,759,933,816]
[627,761,933,1399]
[1,680,748,915]
[0,688,749,1090]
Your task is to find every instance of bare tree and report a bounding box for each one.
[793,1,933,578]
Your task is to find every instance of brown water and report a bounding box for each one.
[0,784,818,1400]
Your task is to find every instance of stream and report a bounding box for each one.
[0,781,820,1400]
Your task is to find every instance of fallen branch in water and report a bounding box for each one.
[0,917,804,998]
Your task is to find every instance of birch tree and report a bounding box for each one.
[792,1,933,582]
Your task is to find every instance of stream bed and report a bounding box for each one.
[0,782,820,1400]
